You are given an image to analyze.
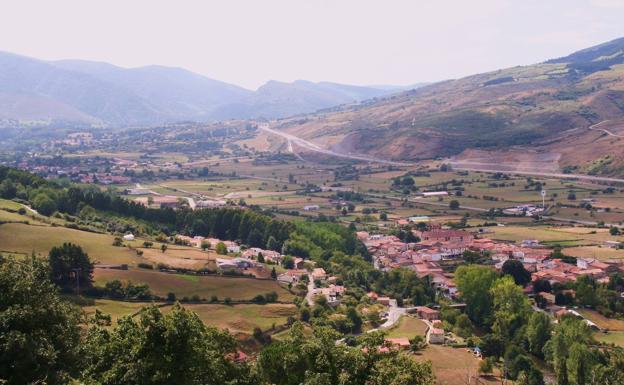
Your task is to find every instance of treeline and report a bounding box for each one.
[1,256,437,385]
[0,166,293,250]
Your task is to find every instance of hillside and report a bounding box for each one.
[274,37,624,176]
[0,52,412,126]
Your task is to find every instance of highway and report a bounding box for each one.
[259,124,413,166]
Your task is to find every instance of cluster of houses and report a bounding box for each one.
[360,225,624,302]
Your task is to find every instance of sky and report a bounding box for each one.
[0,0,622,90]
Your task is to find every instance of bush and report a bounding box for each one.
[138,263,153,270]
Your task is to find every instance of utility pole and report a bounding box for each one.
[541,189,546,209]
[73,268,81,295]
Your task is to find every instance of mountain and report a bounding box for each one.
[0,52,413,126]
[219,80,404,119]
[274,37,624,176]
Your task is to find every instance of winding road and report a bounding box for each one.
[588,120,624,138]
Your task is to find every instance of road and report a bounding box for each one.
[305,274,316,306]
[449,165,624,184]
[261,123,624,184]
[588,120,624,138]
[259,124,412,166]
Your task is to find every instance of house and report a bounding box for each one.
[421,191,448,197]
[521,239,540,248]
[314,284,346,306]
[293,257,306,269]
[216,257,255,271]
[429,328,445,344]
[303,205,320,211]
[277,269,308,284]
[384,338,411,350]
[377,296,391,306]
[122,233,135,241]
[196,199,227,208]
[421,229,473,243]
[312,268,327,281]
[415,306,440,321]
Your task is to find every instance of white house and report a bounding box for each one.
[122,233,135,241]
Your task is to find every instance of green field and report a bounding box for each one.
[165,303,297,334]
[595,331,624,347]
[386,316,428,339]
[84,299,297,335]
[83,299,156,324]
[94,268,295,302]
[0,222,143,264]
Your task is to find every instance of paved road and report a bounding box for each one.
[259,124,412,166]
[262,123,624,184]
[449,165,624,184]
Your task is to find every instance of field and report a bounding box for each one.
[578,309,624,331]
[386,316,428,339]
[417,345,501,385]
[164,303,297,334]
[83,299,156,324]
[0,222,143,264]
[93,268,295,302]
[595,331,624,347]
[83,299,296,336]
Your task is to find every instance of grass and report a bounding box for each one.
[0,222,143,264]
[93,268,295,302]
[386,316,428,339]
[595,331,624,347]
[577,309,624,331]
[417,345,501,385]
[83,299,156,324]
[166,303,297,334]
[0,199,24,210]
[84,300,296,336]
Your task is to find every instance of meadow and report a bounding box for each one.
[93,268,295,302]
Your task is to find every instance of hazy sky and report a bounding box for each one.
[1,0,622,90]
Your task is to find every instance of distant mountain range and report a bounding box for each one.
[0,52,423,127]
[275,37,624,176]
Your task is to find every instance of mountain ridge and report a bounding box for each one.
[274,37,624,176]
[0,52,417,127]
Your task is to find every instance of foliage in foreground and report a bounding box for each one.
[0,256,436,385]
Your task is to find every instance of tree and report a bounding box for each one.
[82,304,255,385]
[266,235,279,251]
[455,265,498,327]
[478,358,493,376]
[161,243,168,253]
[32,193,57,216]
[449,200,460,210]
[409,335,427,352]
[526,312,552,358]
[48,243,94,291]
[544,317,593,385]
[568,192,577,200]
[0,257,82,385]
[490,276,531,342]
[502,259,532,287]
[216,242,228,255]
[379,212,388,221]
[271,267,277,279]
[0,179,17,199]
[166,292,176,302]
